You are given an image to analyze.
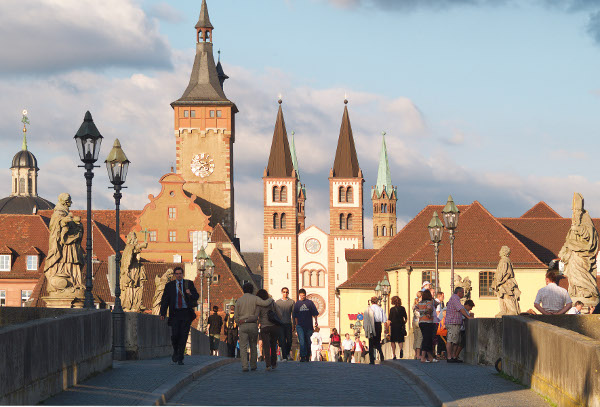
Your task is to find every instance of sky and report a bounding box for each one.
[1,0,600,251]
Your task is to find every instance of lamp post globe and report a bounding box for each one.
[380,275,391,314]
[374,281,382,300]
[441,195,460,293]
[428,211,444,293]
[105,139,129,361]
[74,111,103,309]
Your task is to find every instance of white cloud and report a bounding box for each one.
[0,0,172,74]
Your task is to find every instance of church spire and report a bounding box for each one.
[265,100,294,178]
[332,99,360,178]
[216,50,229,90]
[21,109,29,151]
[195,0,213,42]
[375,131,394,197]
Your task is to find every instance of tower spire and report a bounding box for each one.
[265,100,294,177]
[195,0,214,42]
[375,131,393,197]
[21,109,29,151]
[332,99,360,178]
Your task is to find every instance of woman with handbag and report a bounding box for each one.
[388,295,408,359]
[257,289,281,370]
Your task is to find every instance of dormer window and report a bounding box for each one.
[26,255,38,271]
[0,255,10,271]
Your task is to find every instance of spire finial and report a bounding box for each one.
[21,109,29,151]
[218,49,221,62]
[278,94,282,104]
[344,92,348,104]
[381,131,386,136]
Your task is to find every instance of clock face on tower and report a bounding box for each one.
[305,238,321,254]
[190,153,215,178]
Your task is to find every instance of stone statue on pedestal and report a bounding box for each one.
[558,193,600,307]
[454,274,472,304]
[152,268,174,315]
[493,246,521,317]
[120,231,148,312]
[43,193,85,304]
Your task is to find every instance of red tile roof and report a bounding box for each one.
[0,214,49,279]
[345,249,377,262]
[210,223,232,243]
[520,201,562,219]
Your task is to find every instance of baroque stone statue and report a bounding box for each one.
[454,274,472,304]
[44,193,85,294]
[120,231,148,312]
[558,193,600,306]
[493,246,521,317]
[152,268,174,315]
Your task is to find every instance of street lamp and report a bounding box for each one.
[374,281,382,300]
[196,247,209,331]
[105,139,130,361]
[380,275,391,314]
[441,195,460,293]
[205,257,215,328]
[74,111,103,309]
[428,211,444,293]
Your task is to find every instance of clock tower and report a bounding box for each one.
[171,0,238,237]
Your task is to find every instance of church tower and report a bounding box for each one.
[171,0,238,237]
[328,100,364,328]
[263,101,299,295]
[372,132,397,249]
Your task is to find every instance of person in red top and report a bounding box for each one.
[329,328,341,362]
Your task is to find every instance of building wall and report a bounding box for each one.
[266,237,293,294]
[0,279,37,307]
[298,226,329,329]
[174,105,234,235]
[338,287,373,341]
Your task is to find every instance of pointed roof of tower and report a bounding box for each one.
[332,100,360,178]
[265,101,294,178]
[195,0,213,29]
[289,131,306,196]
[375,132,393,197]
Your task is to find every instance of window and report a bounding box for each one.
[390,225,394,236]
[347,214,353,230]
[169,231,177,242]
[273,213,278,229]
[303,270,310,286]
[280,213,286,229]
[190,110,196,118]
[339,213,345,230]
[26,255,38,271]
[149,231,157,242]
[346,186,353,203]
[0,255,10,271]
[272,186,279,202]
[318,271,325,287]
[28,175,32,194]
[212,274,219,283]
[0,290,5,306]
[375,226,379,237]
[19,178,25,194]
[210,110,215,118]
[422,270,437,289]
[479,271,495,297]
[373,204,378,213]
[216,110,222,118]
[382,226,387,236]
[21,290,32,307]
[168,207,177,219]
[280,186,287,202]
[339,186,345,203]
[183,110,189,118]
[383,204,388,213]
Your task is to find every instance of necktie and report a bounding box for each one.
[177,282,183,309]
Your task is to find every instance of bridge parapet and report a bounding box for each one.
[0,307,112,405]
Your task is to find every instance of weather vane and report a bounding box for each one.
[21,109,29,151]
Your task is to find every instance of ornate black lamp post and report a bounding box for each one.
[105,139,130,360]
[441,196,460,293]
[74,111,103,309]
[380,274,391,314]
[205,257,215,324]
[196,247,209,331]
[428,211,444,293]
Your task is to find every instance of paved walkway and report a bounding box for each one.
[43,356,234,405]
[385,360,550,407]
[169,360,435,406]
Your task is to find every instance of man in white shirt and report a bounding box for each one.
[534,271,572,315]
[567,301,584,314]
[342,333,353,363]
[367,296,386,364]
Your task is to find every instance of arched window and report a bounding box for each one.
[28,175,32,194]
[280,186,287,202]
[382,226,387,236]
[273,213,278,229]
[346,186,353,203]
[376,226,379,237]
[390,225,394,236]
[280,213,286,229]
[347,214,353,230]
[339,186,346,203]
[19,178,25,194]
[479,271,495,297]
[383,204,388,213]
[339,213,345,230]
[318,271,325,287]
[374,204,378,213]
[303,270,310,286]
[272,186,279,202]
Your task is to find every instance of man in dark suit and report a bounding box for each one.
[160,266,199,365]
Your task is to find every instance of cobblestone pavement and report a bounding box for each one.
[168,361,436,406]
[388,360,550,407]
[43,356,229,405]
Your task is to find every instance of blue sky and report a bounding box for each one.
[1,0,600,250]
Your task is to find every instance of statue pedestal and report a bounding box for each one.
[42,288,86,309]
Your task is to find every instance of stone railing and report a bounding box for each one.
[190,328,228,356]
[502,315,600,406]
[0,307,112,405]
[124,312,172,360]
[464,318,503,366]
